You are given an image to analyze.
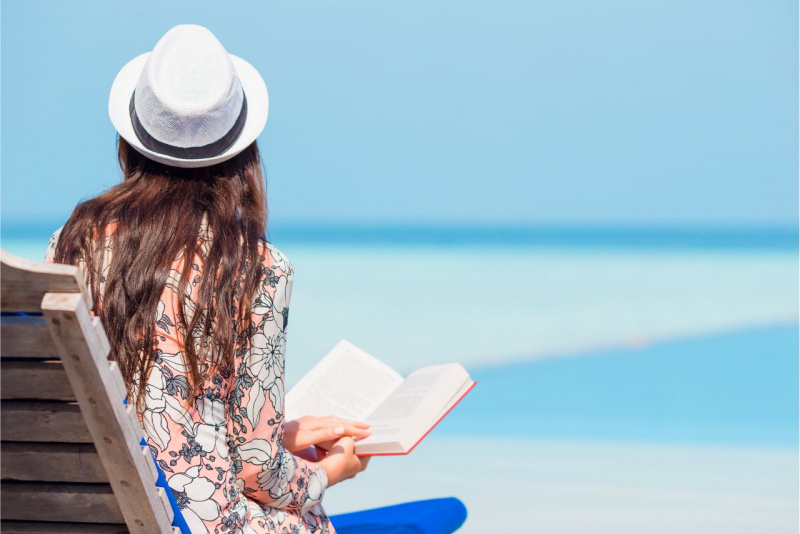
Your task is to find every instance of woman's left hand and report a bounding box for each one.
[283,415,371,453]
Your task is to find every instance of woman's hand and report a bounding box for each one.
[283,415,371,453]
[317,436,371,487]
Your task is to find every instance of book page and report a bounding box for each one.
[285,340,404,421]
[358,364,465,446]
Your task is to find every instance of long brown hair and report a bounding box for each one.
[53,137,268,411]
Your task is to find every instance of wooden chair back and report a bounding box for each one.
[1,250,179,534]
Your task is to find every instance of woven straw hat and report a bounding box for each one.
[108,24,268,168]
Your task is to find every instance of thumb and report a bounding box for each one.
[332,435,356,454]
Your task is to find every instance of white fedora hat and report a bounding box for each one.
[109,24,268,168]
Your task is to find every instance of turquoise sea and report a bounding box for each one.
[3,224,797,446]
[3,225,798,532]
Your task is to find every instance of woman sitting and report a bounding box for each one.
[47,24,370,534]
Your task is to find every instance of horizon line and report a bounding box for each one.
[2,219,797,250]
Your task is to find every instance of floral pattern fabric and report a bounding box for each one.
[46,225,334,534]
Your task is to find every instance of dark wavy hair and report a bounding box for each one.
[53,137,268,411]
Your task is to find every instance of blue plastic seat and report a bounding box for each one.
[329,497,468,534]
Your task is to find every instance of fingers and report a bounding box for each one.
[358,456,371,471]
[308,425,370,447]
[303,415,371,430]
[315,420,371,441]
[322,436,370,484]
[341,435,356,451]
[330,435,356,455]
[318,415,371,430]
[352,421,372,430]
[315,438,337,451]
[287,416,372,451]
[332,424,371,439]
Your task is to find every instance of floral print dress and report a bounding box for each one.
[46,224,335,534]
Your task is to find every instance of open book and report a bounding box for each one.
[285,340,476,456]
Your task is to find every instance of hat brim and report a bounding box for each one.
[108,52,268,168]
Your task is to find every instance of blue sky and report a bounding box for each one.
[1,0,797,228]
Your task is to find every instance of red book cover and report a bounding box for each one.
[356,381,477,457]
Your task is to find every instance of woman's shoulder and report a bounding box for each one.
[45,221,118,262]
[44,225,65,262]
[258,239,294,277]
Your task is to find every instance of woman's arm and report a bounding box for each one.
[228,352,329,512]
[226,248,329,513]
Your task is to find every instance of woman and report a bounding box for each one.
[46,24,370,534]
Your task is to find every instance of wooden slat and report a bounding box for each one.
[157,487,176,525]
[139,442,161,483]
[2,442,107,483]
[1,401,91,442]
[0,521,129,534]
[93,316,112,358]
[1,360,75,400]
[0,315,59,358]
[1,250,91,313]
[43,292,175,534]
[1,483,124,523]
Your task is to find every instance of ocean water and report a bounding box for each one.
[4,235,797,375]
[3,232,797,443]
[282,244,798,375]
[439,324,799,446]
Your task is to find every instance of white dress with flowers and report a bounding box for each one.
[46,226,335,534]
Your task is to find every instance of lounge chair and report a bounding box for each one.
[1,250,180,533]
[0,249,467,533]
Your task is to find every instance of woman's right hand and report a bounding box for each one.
[317,436,370,487]
[283,415,371,453]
